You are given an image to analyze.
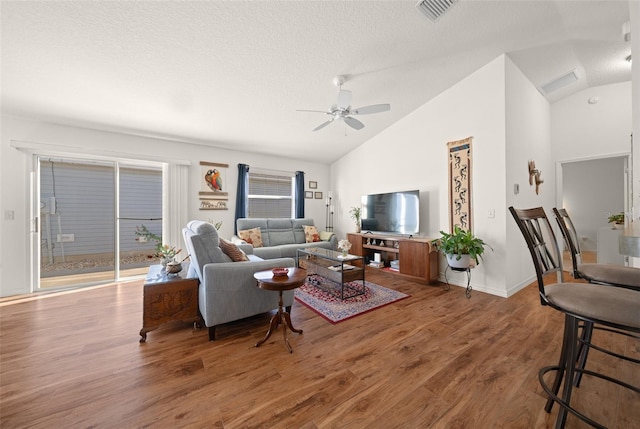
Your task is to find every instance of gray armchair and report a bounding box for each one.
[182,220,295,341]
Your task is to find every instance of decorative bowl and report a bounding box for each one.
[272,267,289,277]
[166,262,183,274]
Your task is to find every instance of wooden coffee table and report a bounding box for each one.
[253,267,306,353]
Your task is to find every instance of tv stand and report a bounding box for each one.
[347,233,439,285]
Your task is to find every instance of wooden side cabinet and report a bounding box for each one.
[139,264,202,342]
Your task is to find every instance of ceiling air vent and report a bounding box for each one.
[539,69,580,95]
[415,0,458,23]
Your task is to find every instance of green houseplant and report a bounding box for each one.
[349,206,362,233]
[607,212,624,229]
[435,225,492,268]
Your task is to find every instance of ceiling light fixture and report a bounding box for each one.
[539,69,580,95]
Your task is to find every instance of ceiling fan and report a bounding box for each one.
[297,75,391,131]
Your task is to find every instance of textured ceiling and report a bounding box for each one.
[1,1,632,164]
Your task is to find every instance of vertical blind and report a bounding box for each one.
[248,172,293,218]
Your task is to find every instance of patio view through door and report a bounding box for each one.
[37,156,163,290]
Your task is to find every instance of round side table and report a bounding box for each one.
[253,267,307,353]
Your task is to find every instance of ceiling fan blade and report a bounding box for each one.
[296,109,330,114]
[338,90,352,110]
[313,119,334,131]
[351,104,391,115]
[344,116,365,130]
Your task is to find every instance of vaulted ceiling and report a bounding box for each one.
[1,1,632,163]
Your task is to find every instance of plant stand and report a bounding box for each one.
[444,265,472,298]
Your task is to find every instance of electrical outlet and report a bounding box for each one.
[4,210,14,221]
[488,209,495,219]
[57,234,75,243]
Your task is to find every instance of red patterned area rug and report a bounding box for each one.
[294,274,410,324]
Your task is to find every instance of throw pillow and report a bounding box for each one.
[303,225,321,243]
[219,238,249,262]
[238,227,263,248]
[319,231,334,241]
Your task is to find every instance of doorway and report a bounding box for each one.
[36,156,163,290]
[559,155,629,265]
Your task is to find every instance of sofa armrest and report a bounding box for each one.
[325,233,338,250]
[198,257,296,327]
[237,243,254,255]
[231,235,247,245]
[201,258,295,291]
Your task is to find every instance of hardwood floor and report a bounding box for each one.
[1,269,638,428]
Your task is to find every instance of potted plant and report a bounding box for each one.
[607,212,624,229]
[349,206,362,233]
[434,226,492,269]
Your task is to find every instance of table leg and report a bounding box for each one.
[255,311,280,348]
[282,311,303,335]
[256,290,303,352]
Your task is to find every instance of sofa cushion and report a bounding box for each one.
[189,222,230,272]
[303,225,321,243]
[236,219,269,246]
[266,219,295,246]
[292,219,315,244]
[219,238,249,262]
[238,227,264,248]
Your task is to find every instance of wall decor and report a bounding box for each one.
[447,137,473,232]
[528,160,544,195]
[199,161,229,210]
[309,181,318,189]
[314,192,323,199]
[200,199,228,210]
[305,191,313,199]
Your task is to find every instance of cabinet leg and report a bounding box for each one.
[139,329,147,343]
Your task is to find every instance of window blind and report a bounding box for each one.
[248,172,293,218]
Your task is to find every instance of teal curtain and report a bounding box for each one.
[234,164,249,234]
[295,171,305,219]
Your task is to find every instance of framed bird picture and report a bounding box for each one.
[199,162,229,210]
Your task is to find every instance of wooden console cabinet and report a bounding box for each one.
[347,233,438,284]
[140,264,202,342]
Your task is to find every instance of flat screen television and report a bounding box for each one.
[360,190,420,235]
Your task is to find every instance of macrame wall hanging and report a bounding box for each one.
[447,137,473,232]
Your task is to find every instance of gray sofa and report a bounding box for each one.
[182,220,295,341]
[233,218,337,259]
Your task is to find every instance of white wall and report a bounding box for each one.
[551,82,632,163]
[0,115,330,296]
[331,55,511,296]
[504,57,553,293]
[631,1,640,223]
[551,81,632,262]
[562,157,626,251]
[631,0,640,267]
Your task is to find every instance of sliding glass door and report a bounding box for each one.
[36,156,162,290]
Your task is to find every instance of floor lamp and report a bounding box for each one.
[325,192,334,232]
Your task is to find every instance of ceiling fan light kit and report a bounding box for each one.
[298,75,391,132]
